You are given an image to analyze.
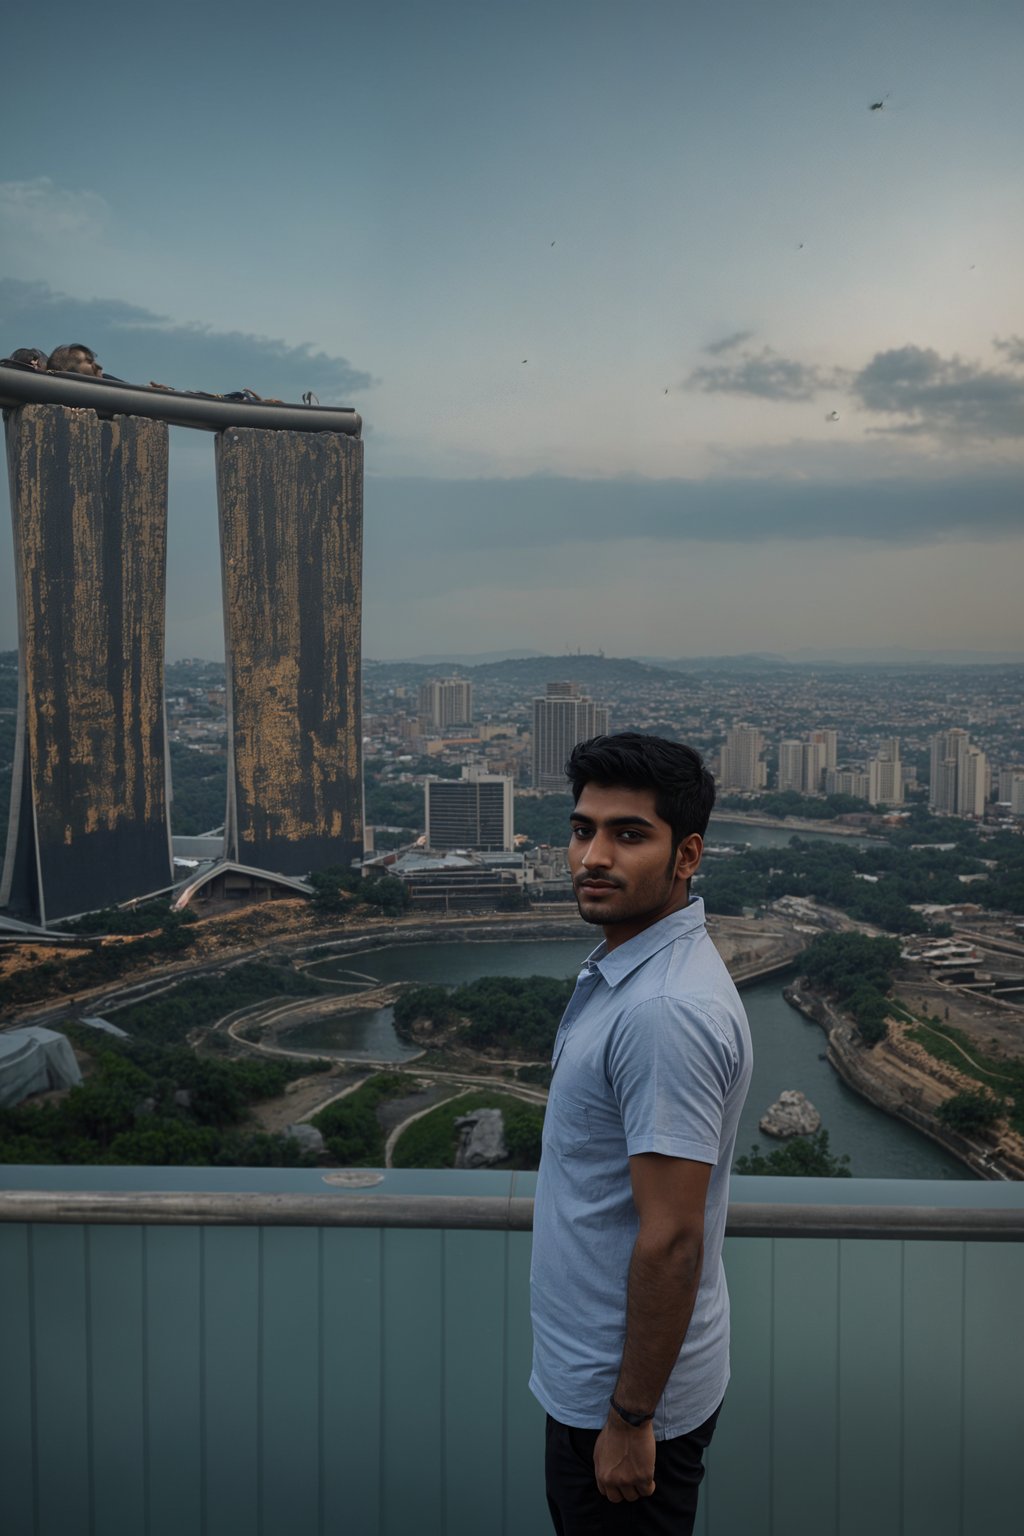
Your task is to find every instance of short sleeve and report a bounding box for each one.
[606,996,737,1165]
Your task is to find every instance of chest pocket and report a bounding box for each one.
[551,1092,591,1153]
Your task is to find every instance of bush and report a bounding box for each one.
[936,1091,1003,1136]
[734,1128,852,1177]
[391,1091,544,1170]
[311,1073,408,1166]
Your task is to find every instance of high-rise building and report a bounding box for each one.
[959,746,989,819]
[777,740,804,794]
[532,683,609,790]
[929,729,987,818]
[868,738,903,807]
[419,677,473,730]
[425,770,513,852]
[217,427,364,876]
[1006,774,1024,818]
[809,730,838,778]
[719,725,766,792]
[998,766,1024,802]
[1,405,173,924]
[778,735,830,795]
[825,767,870,799]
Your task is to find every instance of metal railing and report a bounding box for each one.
[1,1188,1022,1240]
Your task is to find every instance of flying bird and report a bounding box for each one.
[869,95,889,111]
[825,411,840,422]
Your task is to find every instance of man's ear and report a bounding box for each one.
[676,832,703,882]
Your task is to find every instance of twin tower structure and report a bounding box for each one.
[0,373,364,927]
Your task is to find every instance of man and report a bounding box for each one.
[46,343,104,376]
[530,732,752,1535]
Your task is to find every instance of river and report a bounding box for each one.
[706,815,880,851]
[286,938,968,1180]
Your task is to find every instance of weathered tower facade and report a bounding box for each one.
[216,427,363,877]
[1,405,172,924]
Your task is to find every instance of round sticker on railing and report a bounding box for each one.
[321,1170,385,1188]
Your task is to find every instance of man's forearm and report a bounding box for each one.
[613,1231,704,1413]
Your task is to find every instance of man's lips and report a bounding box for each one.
[576,878,621,892]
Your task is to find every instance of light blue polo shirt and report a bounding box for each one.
[529,898,752,1439]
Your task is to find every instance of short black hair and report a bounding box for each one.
[9,347,47,368]
[47,343,99,372]
[565,732,716,847]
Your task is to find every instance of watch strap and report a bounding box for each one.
[609,1394,655,1427]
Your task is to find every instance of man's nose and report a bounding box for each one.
[582,830,614,866]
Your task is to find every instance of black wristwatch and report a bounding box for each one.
[609,1395,655,1427]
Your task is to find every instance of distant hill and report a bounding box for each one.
[364,652,678,688]
[395,649,547,665]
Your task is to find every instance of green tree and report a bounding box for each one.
[936,1091,1003,1136]
[734,1128,851,1177]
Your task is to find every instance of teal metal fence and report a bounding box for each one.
[1,1167,1021,1536]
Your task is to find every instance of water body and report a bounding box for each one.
[294,939,967,1179]
[707,816,879,851]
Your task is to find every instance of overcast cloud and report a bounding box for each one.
[687,346,835,402]
[0,279,372,404]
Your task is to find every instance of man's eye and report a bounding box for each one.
[571,826,592,839]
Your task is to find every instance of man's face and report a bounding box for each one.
[68,349,101,376]
[568,782,702,950]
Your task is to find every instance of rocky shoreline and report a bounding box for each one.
[783,980,1024,1181]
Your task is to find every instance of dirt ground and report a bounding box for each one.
[895,977,1024,1064]
[246,1069,369,1132]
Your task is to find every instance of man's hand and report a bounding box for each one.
[593,1415,656,1502]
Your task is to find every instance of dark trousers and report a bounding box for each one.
[544,1403,721,1536]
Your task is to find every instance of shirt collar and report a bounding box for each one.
[586,897,707,987]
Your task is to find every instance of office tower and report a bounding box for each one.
[425,770,514,852]
[929,729,987,818]
[217,427,363,876]
[532,683,609,790]
[719,725,766,792]
[1,405,172,924]
[868,738,903,807]
[419,677,473,730]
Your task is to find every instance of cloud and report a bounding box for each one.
[0,177,109,243]
[702,329,754,356]
[687,346,835,402]
[852,345,1024,440]
[686,331,1024,443]
[992,334,1024,367]
[0,278,372,403]
[363,468,1023,569]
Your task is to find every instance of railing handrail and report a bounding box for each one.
[0,363,362,435]
[0,1189,1021,1241]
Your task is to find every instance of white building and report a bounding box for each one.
[424,769,514,852]
[868,738,903,807]
[419,677,473,730]
[532,683,609,790]
[719,725,767,792]
[825,767,870,800]
[929,729,988,818]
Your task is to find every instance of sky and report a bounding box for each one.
[1,0,1022,662]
